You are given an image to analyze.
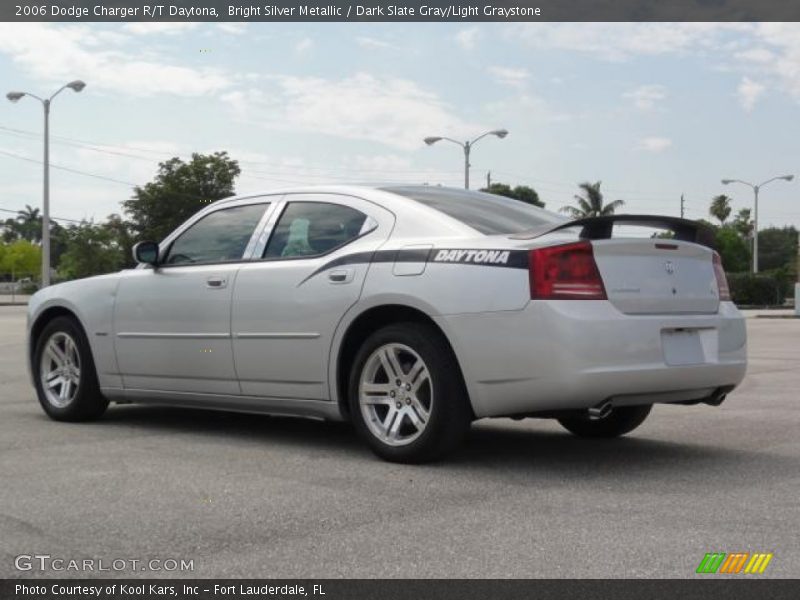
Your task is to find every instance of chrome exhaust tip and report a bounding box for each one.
[588,401,613,420]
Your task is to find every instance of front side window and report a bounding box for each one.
[164,204,268,265]
[264,202,369,259]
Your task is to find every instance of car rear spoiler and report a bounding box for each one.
[509,214,716,249]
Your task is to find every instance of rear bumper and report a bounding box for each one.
[435,300,747,418]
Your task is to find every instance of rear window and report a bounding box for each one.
[382,186,562,235]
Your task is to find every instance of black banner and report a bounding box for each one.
[4,0,800,22]
[2,580,800,600]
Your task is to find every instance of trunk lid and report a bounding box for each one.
[591,239,720,314]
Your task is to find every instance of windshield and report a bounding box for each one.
[382,185,563,235]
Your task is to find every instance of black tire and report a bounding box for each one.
[348,322,471,463]
[558,404,652,438]
[32,316,108,422]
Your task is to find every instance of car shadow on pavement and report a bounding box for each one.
[98,404,362,452]
[447,420,799,489]
[88,405,798,487]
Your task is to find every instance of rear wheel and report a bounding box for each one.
[348,322,471,463]
[33,316,108,422]
[558,405,652,438]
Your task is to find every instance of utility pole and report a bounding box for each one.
[680,193,685,218]
[486,171,491,188]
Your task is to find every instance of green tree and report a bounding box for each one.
[104,213,136,269]
[49,221,70,269]
[58,221,126,280]
[123,152,241,243]
[732,208,754,239]
[0,240,41,278]
[560,181,624,218]
[1,218,19,242]
[757,226,798,272]
[481,182,544,207]
[709,195,732,225]
[16,205,42,242]
[715,226,751,272]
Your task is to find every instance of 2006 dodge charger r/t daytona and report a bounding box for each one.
[26,185,747,462]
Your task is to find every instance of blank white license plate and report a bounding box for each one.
[661,328,717,366]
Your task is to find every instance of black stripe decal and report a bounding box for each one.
[299,247,528,285]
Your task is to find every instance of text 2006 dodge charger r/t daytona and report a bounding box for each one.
[27,185,747,462]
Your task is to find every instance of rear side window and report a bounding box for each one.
[264,202,368,259]
[382,186,561,235]
[164,203,268,265]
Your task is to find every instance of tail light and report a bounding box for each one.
[529,241,607,300]
[712,252,731,301]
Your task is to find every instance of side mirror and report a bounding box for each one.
[133,241,160,266]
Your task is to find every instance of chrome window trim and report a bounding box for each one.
[249,198,287,260]
[254,194,379,263]
[153,198,277,269]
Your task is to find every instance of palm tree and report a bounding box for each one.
[560,181,624,218]
[15,205,42,242]
[709,195,732,225]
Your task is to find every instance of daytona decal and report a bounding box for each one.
[433,249,511,265]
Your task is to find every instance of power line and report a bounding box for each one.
[0,125,464,176]
[0,148,136,187]
[0,207,83,224]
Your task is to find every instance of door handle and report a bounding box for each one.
[328,269,354,284]
[206,276,227,289]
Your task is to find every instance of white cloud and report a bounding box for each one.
[217,23,247,35]
[638,137,672,153]
[734,47,775,64]
[0,23,230,97]
[623,84,667,110]
[737,77,766,111]
[748,23,800,101]
[488,66,530,88]
[509,23,749,61]
[123,23,200,36]
[508,23,800,107]
[455,27,480,50]
[221,73,479,151]
[355,36,394,50]
[294,37,314,54]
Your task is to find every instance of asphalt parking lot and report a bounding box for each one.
[0,304,798,578]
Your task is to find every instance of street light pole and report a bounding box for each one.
[424,129,508,190]
[721,174,794,274]
[6,80,86,287]
[43,98,50,288]
[463,142,470,189]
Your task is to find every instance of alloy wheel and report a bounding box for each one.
[359,343,433,447]
[40,331,81,408]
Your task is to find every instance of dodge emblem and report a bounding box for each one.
[665,260,675,275]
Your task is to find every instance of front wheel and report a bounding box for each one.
[33,316,108,422]
[348,322,471,463]
[558,405,652,438]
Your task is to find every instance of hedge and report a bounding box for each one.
[726,272,788,306]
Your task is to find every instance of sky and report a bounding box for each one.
[0,21,799,229]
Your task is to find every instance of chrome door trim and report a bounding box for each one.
[234,332,321,339]
[116,332,232,339]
